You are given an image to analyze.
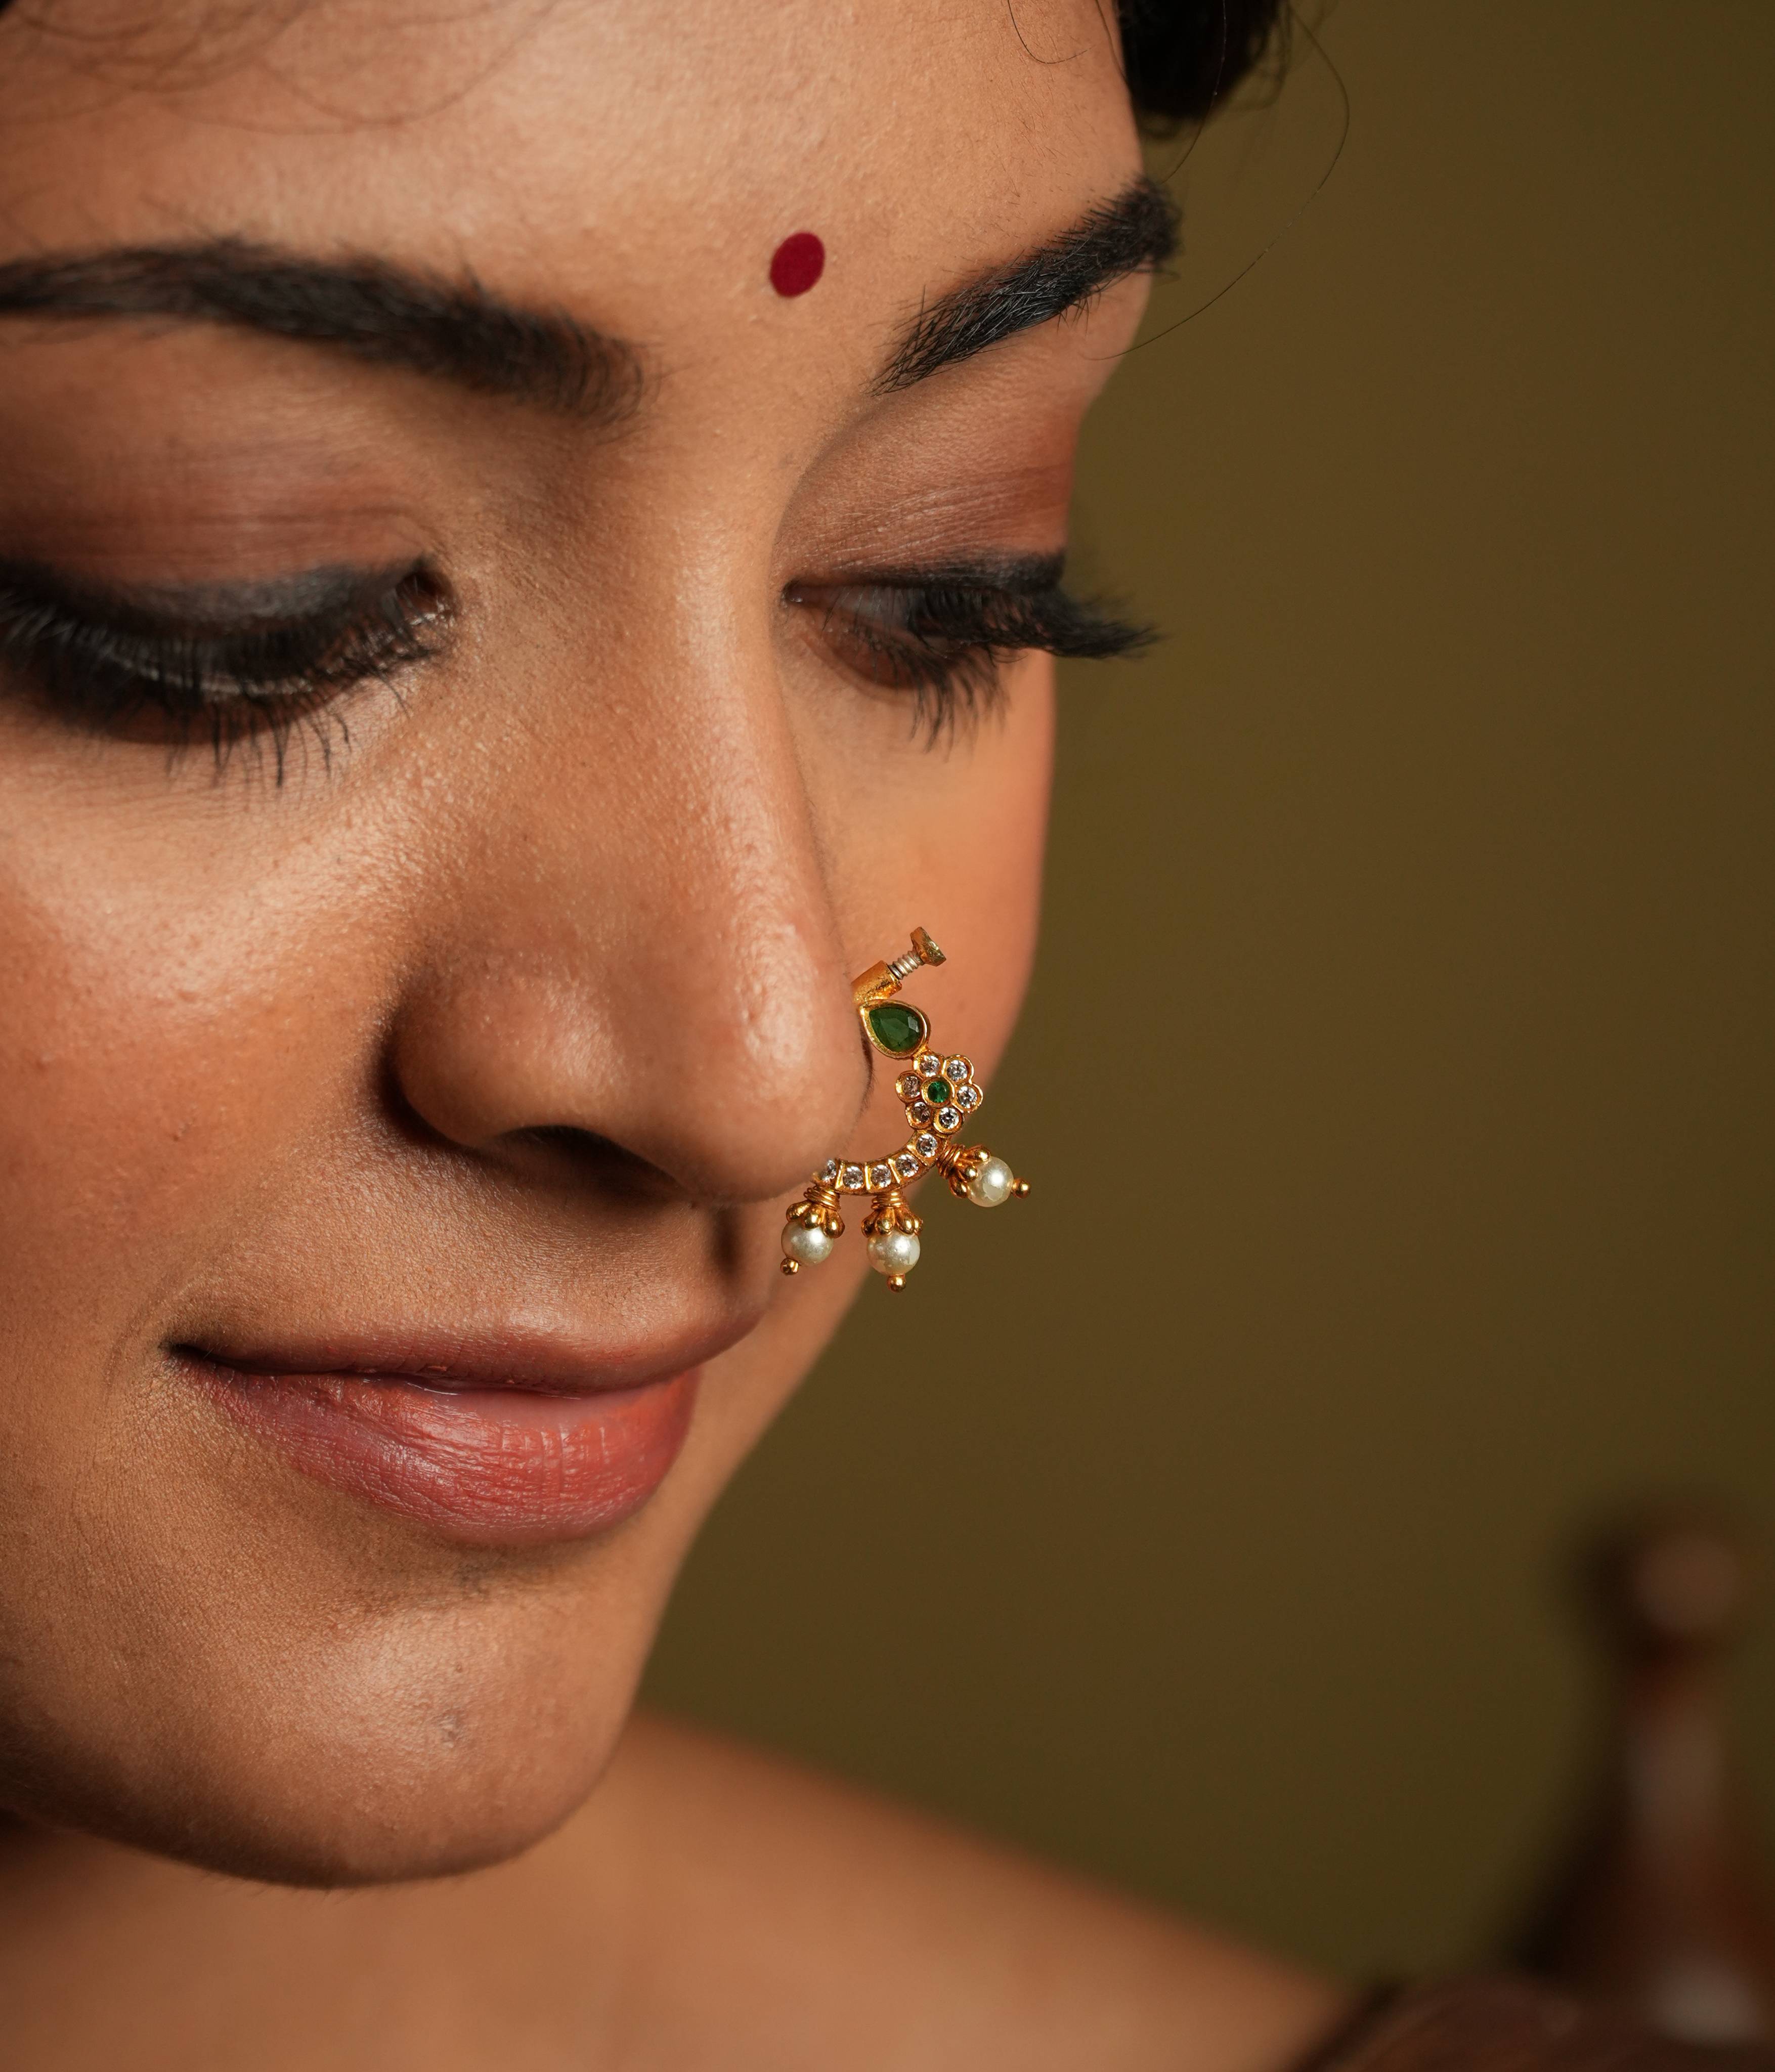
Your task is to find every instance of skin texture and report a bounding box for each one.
[0,0,1346,2059]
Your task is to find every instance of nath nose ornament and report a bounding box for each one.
[780,926,1030,1292]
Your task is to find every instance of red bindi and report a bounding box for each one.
[769,232,826,298]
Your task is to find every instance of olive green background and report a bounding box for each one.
[645,1,1775,1978]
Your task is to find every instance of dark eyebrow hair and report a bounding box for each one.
[0,186,1169,417]
[0,239,643,422]
[876,175,1178,394]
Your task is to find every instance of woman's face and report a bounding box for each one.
[0,0,1149,1883]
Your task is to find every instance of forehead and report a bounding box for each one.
[0,0,1140,360]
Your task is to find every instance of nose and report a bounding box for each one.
[386,644,867,1207]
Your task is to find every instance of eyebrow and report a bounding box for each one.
[0,177,1176,414]
[0,239,642,422]
[875,176,1178,393]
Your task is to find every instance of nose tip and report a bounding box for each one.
[383,667,889,1215]
[387,910,871,1213]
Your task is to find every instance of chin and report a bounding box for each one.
[0,1511,672,1889]
[3,1668,635,1890]
[0,1343,737,1889]
[150,1781,602,1893]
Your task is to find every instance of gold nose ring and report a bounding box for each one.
[780,927,1030,1292]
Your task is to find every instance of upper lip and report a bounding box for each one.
[175,1311,753,1398]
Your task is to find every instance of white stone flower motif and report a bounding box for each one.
[894,1053,982,1139]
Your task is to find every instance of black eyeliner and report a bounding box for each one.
[0,555,445,779]
[785,555,1151,739]
[0,557,443,695]
[0,558,412,633]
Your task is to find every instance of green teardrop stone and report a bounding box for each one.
[863,1001,928,1056]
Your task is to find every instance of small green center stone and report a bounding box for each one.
[863,1001,928,1057]
[925,1077,952,1104]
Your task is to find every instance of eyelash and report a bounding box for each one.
[0,560,446,779]
[0,555,1146,778]
[786,561,1149,739]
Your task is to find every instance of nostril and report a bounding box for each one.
[384,923,872,1209]
[519,1124,620,1159]
[507,1125,679,1201]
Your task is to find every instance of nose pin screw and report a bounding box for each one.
[780,926,1030,1292]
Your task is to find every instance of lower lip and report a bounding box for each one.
[189,1361,699,1546]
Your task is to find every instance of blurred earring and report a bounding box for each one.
[780,927,1029,1292]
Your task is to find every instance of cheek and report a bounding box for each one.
[931,660,1056,1060]
[812,655,1057,1072]
[0,817,352,1354]
[0,885,239,1354]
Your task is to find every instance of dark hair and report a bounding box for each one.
[1116,0,1289,127]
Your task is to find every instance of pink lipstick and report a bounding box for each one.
[181,1335,701,1546]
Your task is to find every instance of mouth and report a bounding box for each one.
[176,1329,707,1547]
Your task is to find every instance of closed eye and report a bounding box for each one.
[0,557,449,780]
[785,555,1149,739]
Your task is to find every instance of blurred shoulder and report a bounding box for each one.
[572,1709,1347,2072]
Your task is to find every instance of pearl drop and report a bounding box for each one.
[866,1227,921,1277]
[782,1221,834,1268]
[966,1156,1015,1208]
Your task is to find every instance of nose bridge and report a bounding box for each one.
[393,627,866,1206]
[589,690,864,1184]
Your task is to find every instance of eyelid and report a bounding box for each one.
[783,557,1147,659]
[0,557,438,639]
[0,555,447,781]
[0,557,450,702]
[783,554,1150,748]
[784,551,1067,602]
